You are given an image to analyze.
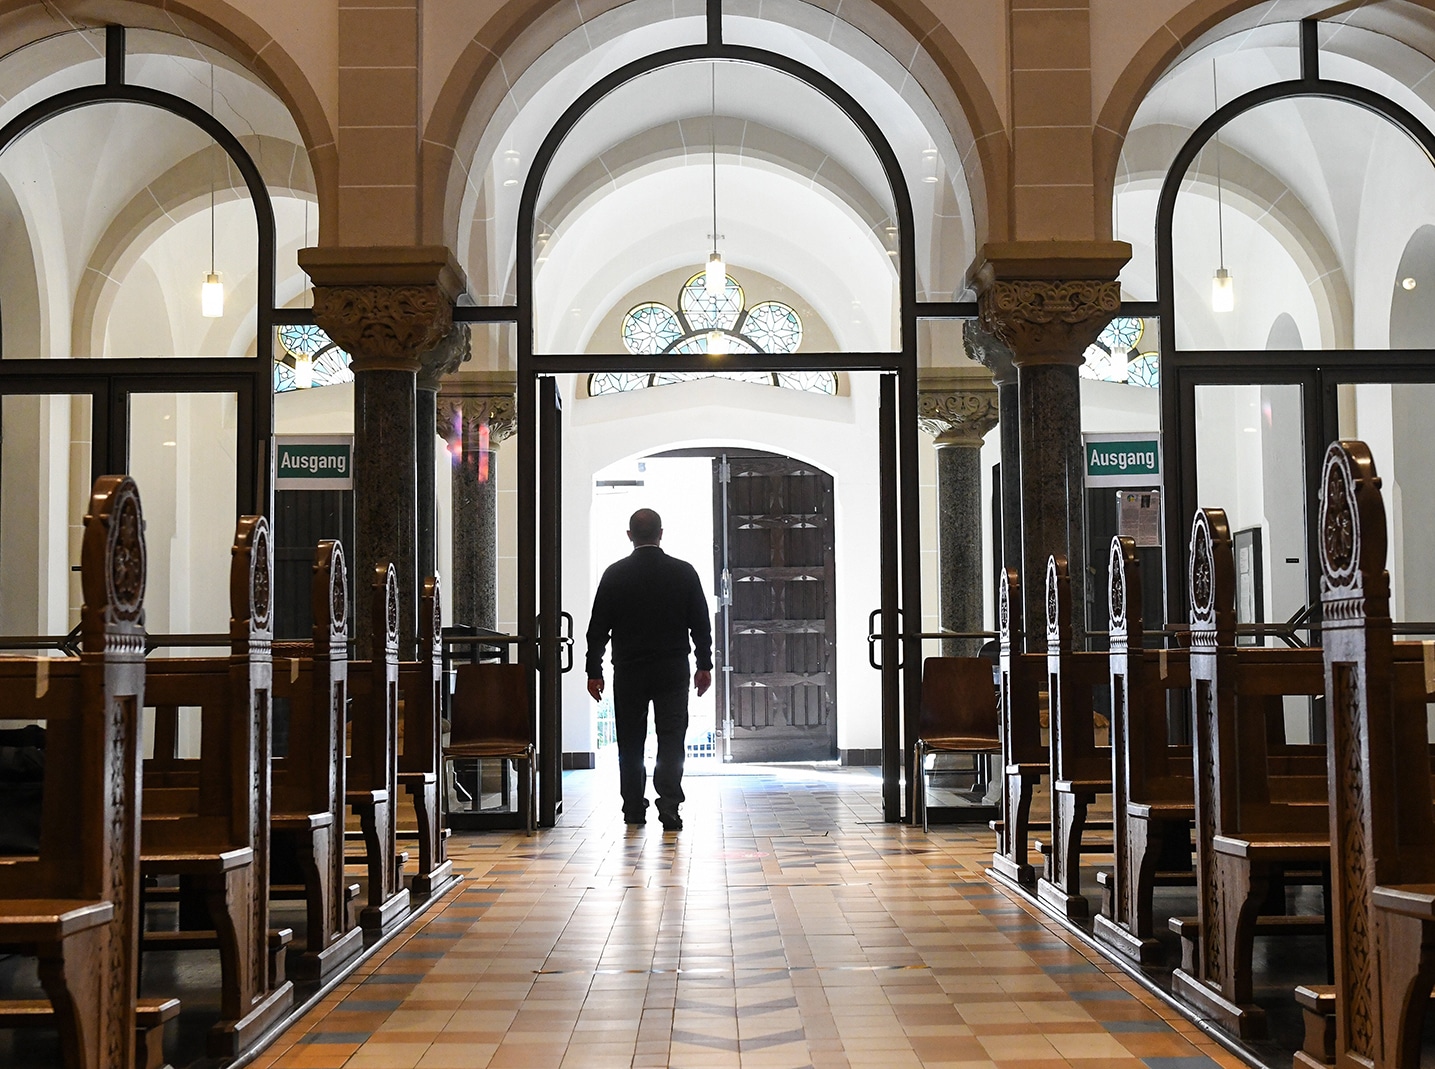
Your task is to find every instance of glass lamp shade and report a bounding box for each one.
[201,273,225,318]
[1211,267,1234,313]
[293,353,314,389]
[704,253,725,298]
[706,329,729,356]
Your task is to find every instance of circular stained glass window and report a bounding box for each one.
[279,323,331,358]
[1097,317,1143,353]
[622,303,683,355]
[1127,353,1160,389]
[678,272,744,331]
[743,301,802,354]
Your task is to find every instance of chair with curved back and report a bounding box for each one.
[913,656,1002,831]
[443,663,535,834]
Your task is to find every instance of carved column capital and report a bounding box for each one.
[918,385,1000,446]
[976,279,1121,367]
[418,325,472,391]
[967,241,1129,367]
[300,246,465,373]
[437,384,517,446]
[962,320,1016,385]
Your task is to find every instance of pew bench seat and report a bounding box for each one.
[0,900,114,943]
[1372,882,1435,918]
[0,996,179,1069]
[272,811,334,833]
[1127,801,1193,822]
[1212,833,1328,860]
[140,848,253,877]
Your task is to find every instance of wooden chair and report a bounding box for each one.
[269,540,363,981]
[990,566,1048,888]
[912,656,1000,831]
[138,515,293,1058]
[1094,535,1194,965]
[1036,554,1113,920]
[397,576,453,895]
[444,663,535,834]
[0,475,176,1069]
[1293,440,1435,1069]
[1170,507,1330,1041]
[346,562,411,933]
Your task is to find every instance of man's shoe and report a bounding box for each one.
[658,811,682,831]
[624,814,646,825]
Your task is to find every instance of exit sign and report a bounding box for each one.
[275,436,353,490]
[1085,433,1160,488]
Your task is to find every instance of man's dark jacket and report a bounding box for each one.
[586,545,713,678]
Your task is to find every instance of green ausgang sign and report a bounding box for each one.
[276,438,352,490]
[1085,436,1160,487]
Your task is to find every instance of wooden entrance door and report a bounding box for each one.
[716,453,837,762]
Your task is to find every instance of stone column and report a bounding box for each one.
[300,247,465,657]
[918,374,1000,657]
[962,323,1022,611]
[970,243,1128,650]
[416,326,472,591]
[437,382,516,631]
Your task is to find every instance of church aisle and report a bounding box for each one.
[250,765,1244,1069]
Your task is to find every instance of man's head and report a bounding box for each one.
[628,508,662,546]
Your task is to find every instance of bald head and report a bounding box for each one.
[628,508,662,546]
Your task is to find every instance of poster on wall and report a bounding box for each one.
[1084,432,1160,489]
[275,435,353,491]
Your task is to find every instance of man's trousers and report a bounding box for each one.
[612,658,689,821]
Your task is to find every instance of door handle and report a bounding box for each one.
[559,611,574,674]
[866,608,904,670]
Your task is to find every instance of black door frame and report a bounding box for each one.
[509,0,962,825]
[0,24,278,521]
[1152,18,1435,626]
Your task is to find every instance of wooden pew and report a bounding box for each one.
[991,566,1048,888]
[138,516,294,1057]
[1094,535,1194,964]
[1036,554,1113,920]
[346,562,411,933]
[397,576,452,896]
[1293,440,1435,1069]
[1170,507,1330,1041]
[0,475,168,1069]
[269,540,363,981]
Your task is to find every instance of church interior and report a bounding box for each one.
[1,0,1435,1066]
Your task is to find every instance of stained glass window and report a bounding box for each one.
[622,303,683,355]
[1080,317,1157,388]
[743,301,803,354]
[1128,353,1161,389]
[678,273,744,331]
[600,269,826,397]
[274,325,354,393]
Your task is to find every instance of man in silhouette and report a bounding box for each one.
[586,508,712,831]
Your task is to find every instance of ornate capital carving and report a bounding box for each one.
[417,325,472,391]
[918,388,999,445]
[310,284,453,373]
[962,320,1016,385]
[437,388,517,447]
[299,245,465,373]
[976,279,1121,367]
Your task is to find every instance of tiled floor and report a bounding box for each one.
[251,762,1248,1069]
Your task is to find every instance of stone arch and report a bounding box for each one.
[0,0,337,239]
[418,0,1010,264]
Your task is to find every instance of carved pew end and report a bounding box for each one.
[1169,916,1200,975]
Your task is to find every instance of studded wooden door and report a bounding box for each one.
[716,454,836,762]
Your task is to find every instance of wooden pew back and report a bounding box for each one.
[1316,440,1435,1067]
[0,475,147,1069]
[991,566,1047,887]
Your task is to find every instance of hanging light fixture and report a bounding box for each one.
[293,353,314,388]
[1210,63,1233,314]
[704,62,725,299]
[202,64,224,318]
[706,329,729,356]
